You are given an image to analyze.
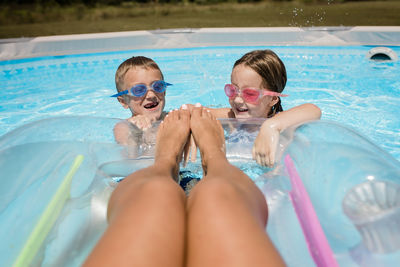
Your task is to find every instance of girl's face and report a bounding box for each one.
[118,67,166,120]
[229,64,278,119]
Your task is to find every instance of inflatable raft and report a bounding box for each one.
[0,116,399,266]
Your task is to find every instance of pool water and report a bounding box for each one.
[1,46,399,161]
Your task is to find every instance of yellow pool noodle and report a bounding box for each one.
[13,154,84,267]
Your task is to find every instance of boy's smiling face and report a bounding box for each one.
[118,67,166,120]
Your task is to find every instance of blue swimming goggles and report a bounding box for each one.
[111,80,172,97]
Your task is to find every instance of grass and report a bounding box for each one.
[1,1,400,38]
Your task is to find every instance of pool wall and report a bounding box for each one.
[1,26,400,60]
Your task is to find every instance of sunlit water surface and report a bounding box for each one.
[1,46,399,160]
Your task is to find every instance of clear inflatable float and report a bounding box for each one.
[0,116,399,267]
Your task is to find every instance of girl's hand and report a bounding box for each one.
[252,121,280,167]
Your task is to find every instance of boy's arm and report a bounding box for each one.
[253,103,321,167]
[114,121,143,158]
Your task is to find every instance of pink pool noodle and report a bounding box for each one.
[284,154,339,267]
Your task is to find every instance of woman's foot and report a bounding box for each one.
[190,107,226,174]
[155,109,191,180]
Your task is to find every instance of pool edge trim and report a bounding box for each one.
[1,26,400,60]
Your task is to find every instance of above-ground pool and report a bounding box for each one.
[1,27,400,266]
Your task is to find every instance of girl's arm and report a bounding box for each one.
[208,107,234,118]
[266,103,321,132]
[253,103,321,167]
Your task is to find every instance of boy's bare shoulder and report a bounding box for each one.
[114,120,141,146]
[114,121,129,145]
[114,120,133,132]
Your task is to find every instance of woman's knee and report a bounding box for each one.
[188,177,268,223]
[188,178,241,211]
[108,176,185,219]
[144,176,183,195]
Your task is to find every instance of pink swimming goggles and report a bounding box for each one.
[224,84,289,104]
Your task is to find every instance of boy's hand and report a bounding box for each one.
[127,115,156,130]
[252,121,280,167]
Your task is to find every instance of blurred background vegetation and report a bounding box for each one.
[1,0,399,38]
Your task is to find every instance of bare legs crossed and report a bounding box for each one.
[84,107,285,267]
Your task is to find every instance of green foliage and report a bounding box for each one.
[0,0,125,6]
[1,0,400,38]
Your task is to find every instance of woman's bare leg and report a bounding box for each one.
[84,109,190,267]
[186,107,285,267]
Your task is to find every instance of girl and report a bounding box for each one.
[190,49,321,167]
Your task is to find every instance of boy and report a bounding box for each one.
[112,56,170,147]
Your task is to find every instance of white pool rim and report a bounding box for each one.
[1,26,400,60]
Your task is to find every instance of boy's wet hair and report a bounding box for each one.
[233,50,287,116]
[115,56,164,92]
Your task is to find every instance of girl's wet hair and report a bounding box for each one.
[233,50,287,117]
[115,56,164,92]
